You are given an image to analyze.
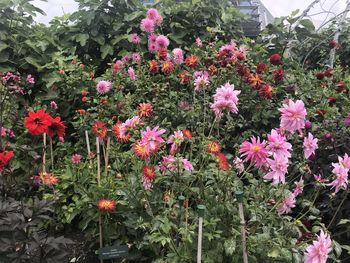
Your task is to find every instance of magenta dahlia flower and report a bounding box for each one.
[264,155,289,185]
[130,33,141,44]
[267,129,292,158]
[303,133,318,159]
[304,230,332,263]
[140,18,155,33]
[156,35,170,48]
[277,193,296,215]
[172,48,184,64]
[239,136,268,167]
[96,80,112,94]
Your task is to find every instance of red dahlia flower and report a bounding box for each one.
[24,109,51,135]
[92,121,108,139]
[185,55,199,68]
[138,103,153,117]
[216,152,231,171]
[149,60,159,74]
[97,199,117,212]
[47,116,66,138]
[0,150,13,172]
[269,53,282,65]
[207,141,221,154]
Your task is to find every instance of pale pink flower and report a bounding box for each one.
[50,101,58,110]
[239,45,248,58]
[234,157,245,174]
[128,67,136,80]
[178,100,191,110]
[314,174,328,183]
[132,52,141,63]
[26,74,35,84]
[264,155,289,185]
[193,70,209,79]
[140,18,155,33]
[148,34,157,43]
[277,193,296,215]
[96,80,112,94]
[140,126,166,153]
[267,129,292,158]
[303,133,318,159]
[195,37,203,47]
[130,33,141,44]
[182,158,194,171]
[304,230,332,263]
[120,116,142,136]
[279,99,307,133]
[293,177,304,197]
[159,155,176,173]
[194,76,209,91]
[172,48,184,64]
[156,35,170,48]
[167,130,184,154]
[211,82,241,118]
[239,136,268,167]
[328,163,349,193]
[142,177,153,190]
[338,153,350,169]
[71,154,82,164]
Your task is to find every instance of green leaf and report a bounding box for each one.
[0,41,8,52]
[0,51,9,63]
[337,219,350,225]
[100,44,113,59]
[24,56,41,68]
[299,19,315,31]
[224,238,236,255]
[291,9,300,17]
[75,33,89,47]
[267,248,280,258]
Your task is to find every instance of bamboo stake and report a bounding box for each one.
[329,0,350,68]
[96,137,103,263]
[236,191,248,263]
[43,133,47,173]
[50,137,54,170]
[104,136,111,177]
[197,205,205,263]
[85,131,92,165]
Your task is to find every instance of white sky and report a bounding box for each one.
[33,0,349,29]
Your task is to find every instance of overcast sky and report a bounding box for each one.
[33,0,348,29]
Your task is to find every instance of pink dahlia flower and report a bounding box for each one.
[345,112,350,126]
[130,33,141,44]
[167,130,184,154]
[96,80,112,94]
[71,154,82,164]
[128,67,136,80]
[50,101,58,110]
[267,129,292,158]
[303,133,318,159]
[132,52,141,63]
[182,158,194,171]
[264,155,289,185]
[338,153,350,169]
[140,18,155,33]
[328,163,349,193]
[146,8,159,20]
[194,76,209,91]
[279,99,307,133]
[239,136,268,167]
[172,48,184,64]
[304,230,332,263]
[293,177,304,197]
[140,126,166,153]
[277,193,296,215]
[234,157,245,174]
[26,74,35,84]
[211,82,241,118]
[195,37,203,47]
[156,35,170,48]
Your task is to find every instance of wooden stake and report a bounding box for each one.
[43,133,47,173]
[104,136,111,177]
[85,131,92,165]
[96,137,103,263]
[236,191,248,263]
[197,205,205,263]
[50,137,54,170]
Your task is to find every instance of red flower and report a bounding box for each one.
[92,121,108,139]
[149,60,159,74]
[336,81,346,92]
[329,40,337,49]
[327,96,337,104]
[157,48,168,61]
[47,116,66,138]
[207,141,221,154]
[182,129,192,139]
[178,71,191,84]
[162,61,174,75]
[143,165,156,181]
[81,97,88,102]
[259,85,273,99]
[216,152,231,171]
[133,140,150,159]
[112,122,131,142]
[272,68,284,81]
[324,68,333,78]
[24,109,51,136]
[256,63,268,74]
[185,55,199,68]
[97,199,117,212]
[269,54,282,65]
[0,150,13,172]
[138,103,153,117]
[236,64,249,77]
[39,171,59,186]
[315,72,325,80]
[81,90,88,97]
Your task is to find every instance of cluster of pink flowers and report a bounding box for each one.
[96,80,112,94]
[159,155,194,173]
[1,127,15,138]
[304,230,332,263]
[120,116,142,137]
[328,154,350,193]
[172,48,184,64]
[210,82,241,118]
[279,99,307,133]
[140,8,162,34]
[1,72,21,83]
[217,41,248,64]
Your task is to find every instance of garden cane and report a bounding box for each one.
[197,205,205,263]
[236,191,248,263]
[96,137,103,263]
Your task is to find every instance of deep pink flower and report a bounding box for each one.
[279,99,307,132]
[130,33,141,44]
[167,130,184,154]
[195,37,203,47]
[140,126,166,153]
[132,52,141,63]
[148,43,158,53]
[96,80,112,94]
[71,154,82,164]
[182,158,194,171]
[128,67,136,80]
[172,48,184,64]
[267,129,292,158]
[345,112,350,126]
[277,193,296,215]
[304,230,332,263]
[156,35,169,48]
[146,8,159,20]
[264,155,289,185]
[50,101,58,110]
[26,74,35,84]
[239,136,268,167]
[140,18,155,33]
[303,133,318,159]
